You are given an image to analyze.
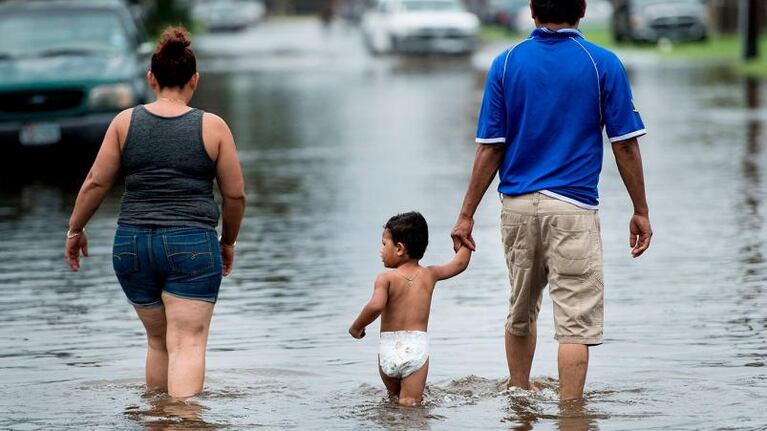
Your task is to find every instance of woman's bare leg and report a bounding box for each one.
[162,293,215,398]
[134,305,168,390]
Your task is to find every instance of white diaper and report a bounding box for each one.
[378,330,429,379]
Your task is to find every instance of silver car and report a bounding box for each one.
[361,0,480,55]
[612,0,707,42]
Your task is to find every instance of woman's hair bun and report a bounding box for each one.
[150,25,196,88]
[156,26,192,57]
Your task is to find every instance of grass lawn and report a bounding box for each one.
[479,25,767,76]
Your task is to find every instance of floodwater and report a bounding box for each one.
[1,19,766,430]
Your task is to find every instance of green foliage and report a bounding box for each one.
[145,0,193,36]
[479,24,767,77]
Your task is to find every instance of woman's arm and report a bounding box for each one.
[427,246,472,281]
[349,273,389,339]
[211,114,245,276]
[65,110,128,271]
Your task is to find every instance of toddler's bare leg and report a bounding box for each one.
[378,364,401,400]
[398,359,429,406]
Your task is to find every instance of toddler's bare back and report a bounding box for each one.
[379,266,436,332]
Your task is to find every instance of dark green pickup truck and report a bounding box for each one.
[0,0,151,153]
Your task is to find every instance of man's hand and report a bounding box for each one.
[349,326,366,339]
[451,216,476,252]
[629,213,652,258]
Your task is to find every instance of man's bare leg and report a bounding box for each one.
[558,344,589,400]
[505,322,537,389]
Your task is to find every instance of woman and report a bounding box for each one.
[65,27,245,398]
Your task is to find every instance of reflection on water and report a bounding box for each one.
[1,20,767,430]
[124,392,220,431]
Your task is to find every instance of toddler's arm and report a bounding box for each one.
[349,273,389,339]
[428,246,472,281]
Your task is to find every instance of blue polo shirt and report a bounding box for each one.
[476,27,646,208]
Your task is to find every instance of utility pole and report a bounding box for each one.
[741,0,760,60]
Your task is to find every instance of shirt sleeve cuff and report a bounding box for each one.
[475,137,506,144]
[608,129,646,143]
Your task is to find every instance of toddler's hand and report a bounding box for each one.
[349,326,366,339]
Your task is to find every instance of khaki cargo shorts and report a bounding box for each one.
[501,192,604,345]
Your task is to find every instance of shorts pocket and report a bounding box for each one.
[501,212,531,269]
[164,231,214,276]
[113,235,139,275]
[548,215,598,276]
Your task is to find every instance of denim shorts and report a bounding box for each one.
[113,224,223,307]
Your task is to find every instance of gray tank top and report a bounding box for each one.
[117,105,220,229]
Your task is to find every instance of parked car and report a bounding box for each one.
[0,0,151,153]
[612,0,707,42]
[483,0,529,32]
[192,0,266,32]
[477,0,611,35]
[361,0,480,55]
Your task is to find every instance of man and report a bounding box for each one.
[451,0,652,400]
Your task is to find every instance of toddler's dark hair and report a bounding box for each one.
[531,0,585,25]
[384,212,428,260]
[151,26,196,89]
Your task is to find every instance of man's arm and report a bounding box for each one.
[348,274,389,339]
[451,143,506,251]
[611,137,652,257]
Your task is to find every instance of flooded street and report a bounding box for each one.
[1,19,766,430]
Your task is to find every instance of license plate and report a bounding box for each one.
[20,122,61,146]
[433,38,468,53]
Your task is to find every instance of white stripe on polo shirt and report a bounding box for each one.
[476,137,506,144]
[609,128,647,142]
[568,36,603,124]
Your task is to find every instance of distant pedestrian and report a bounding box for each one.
[451,0,652,400]
[65,26,245,398]
[320,0,336,30]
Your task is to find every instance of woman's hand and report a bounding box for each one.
[65,231,89,272]
[220,242,235,277]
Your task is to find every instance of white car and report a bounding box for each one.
[361,0,480,55]
[192,0,266,32]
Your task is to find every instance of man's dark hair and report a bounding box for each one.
[384,212,428,260]
[531,0,585,25]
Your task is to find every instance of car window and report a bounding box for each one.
[0,10,129,58]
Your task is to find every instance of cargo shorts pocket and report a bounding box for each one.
[113,235,139,275]
[164,232,214,276]
[501,212,531,269]
[549,215,598,276]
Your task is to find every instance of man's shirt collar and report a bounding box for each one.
[530,27,584,39]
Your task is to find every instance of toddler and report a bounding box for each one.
[349,212,471,406]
